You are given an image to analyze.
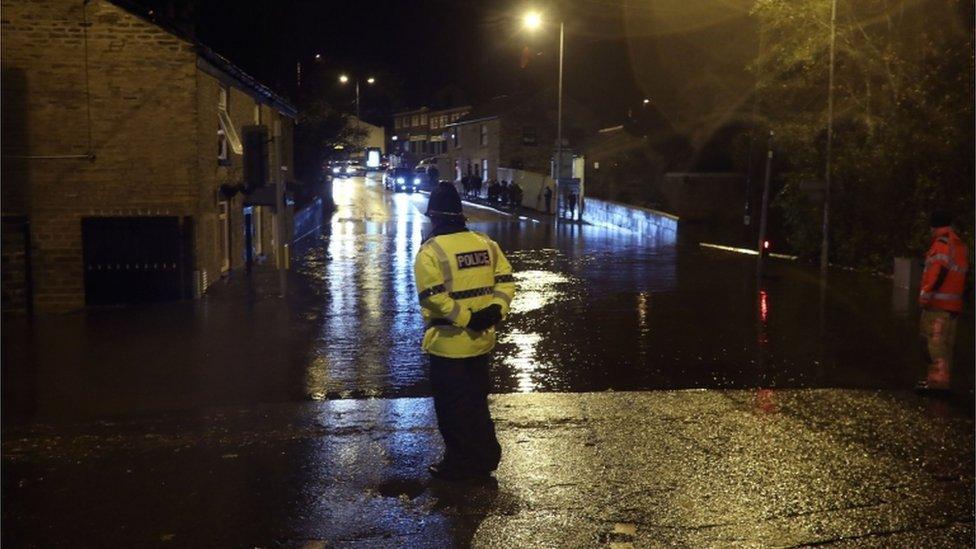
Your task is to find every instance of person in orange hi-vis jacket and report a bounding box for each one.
[917,210,969,392]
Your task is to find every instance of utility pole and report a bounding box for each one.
[556,20,566,217]
[757,131,774,274]
[274,119,287,297]
[820,0,837,277]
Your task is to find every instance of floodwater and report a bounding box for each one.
[3,175,972,422]
[295,175,974,398]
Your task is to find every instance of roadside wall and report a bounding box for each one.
[582,197,679,240]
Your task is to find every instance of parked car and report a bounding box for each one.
[343,160,363,177]
[384,167,418,192]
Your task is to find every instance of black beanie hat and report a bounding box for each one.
[929,210,952,228]
[425,182,464,217]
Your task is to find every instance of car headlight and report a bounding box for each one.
[396,177,405,184]
[332,167,340,174]
[413,178,421,185]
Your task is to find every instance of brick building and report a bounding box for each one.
[1,0,296,313]
[391,105,470,161]
[446,90,598,182]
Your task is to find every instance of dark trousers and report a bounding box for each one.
[429,353,502,473]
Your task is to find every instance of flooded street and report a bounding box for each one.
[296,175,974,399]
[4,175,972,424]
[4,176,973,547]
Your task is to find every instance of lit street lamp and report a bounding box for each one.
[523,11,566,181]
[338,73,374,121]
[339,74,376,157]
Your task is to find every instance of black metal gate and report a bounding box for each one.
[82,217,193,305]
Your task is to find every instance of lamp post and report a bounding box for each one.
[820,0,837,278]
[523,11,566,183]
[339,74,375,155]
[339,74,375,122]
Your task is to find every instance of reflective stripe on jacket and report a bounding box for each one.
[414,230,516,358]
[919,227,968,313]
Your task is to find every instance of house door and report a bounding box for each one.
[82,216,187,305]
[219,201,230,272]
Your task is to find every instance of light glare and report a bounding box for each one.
[523,11,542,30]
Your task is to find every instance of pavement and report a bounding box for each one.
[3,390,972,547]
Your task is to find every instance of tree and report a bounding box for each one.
[294,99,367,184]
[752,0,974,270]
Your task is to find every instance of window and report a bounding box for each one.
[480,124,488,146]
[395,117,402,129]
[522,126,537,146]
[453,131,459,148]
[218,126,229,165]
[420,114,427,126]
[482,159,488,181]
[254,103,261,124]
[217,85,241,162]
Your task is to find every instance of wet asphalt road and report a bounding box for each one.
[296,175,974,399]
[3,391,973,546]
[3,175,973,546]
[3,174,973,423]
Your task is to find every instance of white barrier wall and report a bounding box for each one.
[582,197,678,239]
[496,167,678,239]
[497,167,555,211]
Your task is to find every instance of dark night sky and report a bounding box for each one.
[136,0,757,133]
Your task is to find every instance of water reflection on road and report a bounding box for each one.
[294,176,975,399]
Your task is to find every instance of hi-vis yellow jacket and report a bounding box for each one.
[414,230,516,358]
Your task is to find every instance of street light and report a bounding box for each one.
[523,10,566,184]
[338,74,375,121]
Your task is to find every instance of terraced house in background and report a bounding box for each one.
[390,105,470,161]
[1,0,296,313]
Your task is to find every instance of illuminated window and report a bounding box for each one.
[411,115,419,126]
[482,158,488,181]
[217,85,241,161]
[218,126,229,165]
[420,114,427,126]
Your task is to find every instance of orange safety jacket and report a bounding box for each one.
[919,227,968,313]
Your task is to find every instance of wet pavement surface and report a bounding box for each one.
[4,175,972,422]
[3,175,973,545]
[3,391,973,546]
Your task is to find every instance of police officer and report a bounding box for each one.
[414,182,516,480]
[917,210,969,392]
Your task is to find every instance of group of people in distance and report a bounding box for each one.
[459,173,523,211]
[485,180,522,210]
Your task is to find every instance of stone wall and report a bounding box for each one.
[1,0,295,311]
[1,0,198,311]
[582,197,679,243]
